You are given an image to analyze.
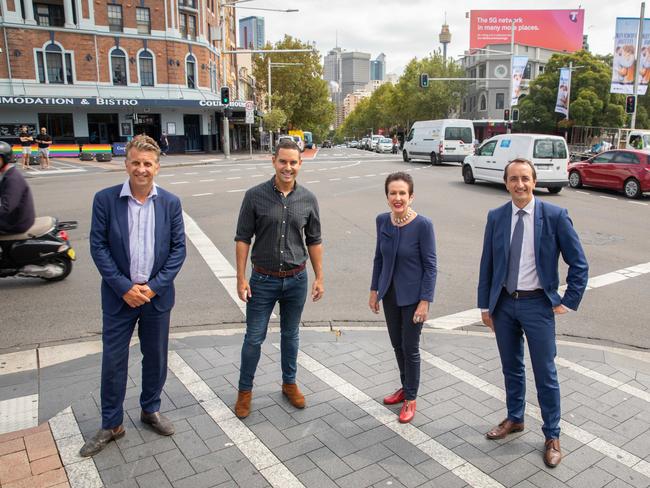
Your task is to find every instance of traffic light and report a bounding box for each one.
[504,109,510,120]
[626,95,636,114]
[419,73,429,88]
[220,86,230,105]
[512,108,519,122]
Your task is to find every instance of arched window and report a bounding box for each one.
[186,55,196,89]
[139,51,154,86]
[111,48,127,86]
[479,93,487,111]
[35,42,73,84]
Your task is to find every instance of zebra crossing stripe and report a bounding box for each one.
[168,351,304,488]
[420,350,650,479]
[279,345,505,488]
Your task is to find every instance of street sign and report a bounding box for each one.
[245,101,254,124]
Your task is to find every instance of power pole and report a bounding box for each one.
[220,1,231,158]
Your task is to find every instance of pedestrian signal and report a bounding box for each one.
[626,95,636,114]
[512,108,519,122]
[419,73,429,88]
[221,86,230,105]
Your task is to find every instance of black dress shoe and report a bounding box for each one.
[141,410,175,436]
[79,426,125,457]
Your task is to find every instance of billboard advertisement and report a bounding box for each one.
[611,17,650,95]
[469,10,584,52]
[555,68,571,118]
[511,56,528,107]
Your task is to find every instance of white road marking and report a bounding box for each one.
[229,168,241,172]
[192,193,213,197]
[364,174,376,177]
[306,180,320,184]
[251,174,264,177]
[628,201,648,206]
[201,158,220,162]
[169,352,304,488]
[227,189,246,193]
[318,168,328,171]
[199,179,215,182]
[329,178,341,181]
[27,168,87,175]
[420,350,650,480]
[283,345,505,488]
[158,174,175,177]
[209,170,223,173]
[184,172,198,175]
[348,176,360,179]
[171,181,189,185]
[0,394,38,434]
[183,212,246,317]
[576,191,590,194]
[599,196,617,200]
[380,172,390,175]
[555,357,650,403]
[49,407,103,488]
[227,176,242,180]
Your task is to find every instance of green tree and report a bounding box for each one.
[253,36,334,141]
[515,50,632,131]
[263,108,287,133]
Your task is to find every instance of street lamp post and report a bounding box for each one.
[267,61,302,152]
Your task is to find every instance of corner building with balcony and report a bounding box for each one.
[0,0,253,153]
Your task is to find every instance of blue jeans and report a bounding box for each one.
[382,285,423,400]
[238,269,308,391]
[493,290,560,439]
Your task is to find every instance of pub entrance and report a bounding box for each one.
[133,113,161,143]
[183,114,203,152]
[88,113,120,143]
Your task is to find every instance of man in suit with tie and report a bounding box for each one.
[81,135,186,456]
[478,158,588,467]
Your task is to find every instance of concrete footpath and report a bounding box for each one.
[1,327,649,488]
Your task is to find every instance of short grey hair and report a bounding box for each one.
[125,134,161,162]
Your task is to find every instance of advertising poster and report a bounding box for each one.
[511,56,528,107]
[555,68,571,117]
[469,10,584,52]
[611,18,650,95]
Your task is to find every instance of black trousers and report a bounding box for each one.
[382,285,423,400]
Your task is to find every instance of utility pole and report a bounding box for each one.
[631,1,646,129]
[220,1,230,158]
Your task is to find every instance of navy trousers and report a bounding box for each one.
[382,285,423,400]
[492,290,561,439]
[100,302,170,429]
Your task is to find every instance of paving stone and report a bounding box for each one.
[321,412,364,438]
[99,456,159,485]
[412,458,447,480]
[105,480,139,488]
[224,457,270,487]
[313,427,358,458]
[330,397,367,421]
[490,456,539,486]
[377,454,428,488]
[283,454,317,476]
[283,418,332,442]
[92,441,126,470]
[121,436,176,463]
[344,443,394,471]
[306,446,353,479]
[451,442,502,473]
[297,467,340,488]
[171,466,230,488]
[603,480,635,488]
[248,421,290,448]
[155,448,196,482]
[135,469,173,488]
[259,404,298,430]
[594,456,650,488]
[566,465,615,488]
[172,429,210,459]
[189,446,244,473]
[382,435,430,465]
[350,425,396,449]
[273,435,323,462]
[525,458,578,484]
[560,444,605,474]
[335,463,391,488]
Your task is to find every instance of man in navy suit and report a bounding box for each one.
[478,159,588,467]
[81,135,186,456]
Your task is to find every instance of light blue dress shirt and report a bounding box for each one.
[120,180,157,284]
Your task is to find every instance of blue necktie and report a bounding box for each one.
[506,209,526,294]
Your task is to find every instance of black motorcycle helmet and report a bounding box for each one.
[0,141,14,169]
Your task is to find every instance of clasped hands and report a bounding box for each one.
[123,284,156,308]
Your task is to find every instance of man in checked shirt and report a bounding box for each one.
[234,138,324,418]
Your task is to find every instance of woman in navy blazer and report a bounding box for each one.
[369,172,437,423]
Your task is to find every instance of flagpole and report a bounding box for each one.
[567,61,573,120]
[632,1,645,129]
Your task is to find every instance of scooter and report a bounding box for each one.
[0,217,77,281]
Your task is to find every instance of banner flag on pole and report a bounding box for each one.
[511,56,529,106]
[555,68,571,117]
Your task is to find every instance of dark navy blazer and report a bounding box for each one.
[371,213,437,307]
[90,184,186,316]
[478,199,588,315]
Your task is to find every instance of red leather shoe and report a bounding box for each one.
[383,388,406,405]
[399,400,416,423]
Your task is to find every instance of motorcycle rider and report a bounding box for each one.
[0,141,35,235]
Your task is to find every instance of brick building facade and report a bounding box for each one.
[0,0,257,153]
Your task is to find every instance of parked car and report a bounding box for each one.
[369,135,382,151]
[462,133,569,194]
[403,119,475,165]
[349,140,358,148]
[322,140,332,148]
[375,137,393,153]
[568,149,650,198]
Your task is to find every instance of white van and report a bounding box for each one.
[462,133,569,194]
[402,119,475,165]
[622,129,650,151]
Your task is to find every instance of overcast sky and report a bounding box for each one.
[242,0,646,74]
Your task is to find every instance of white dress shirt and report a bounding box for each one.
[510,197,541,291]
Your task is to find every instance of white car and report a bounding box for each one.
[369,135,382,151]
[375,138,393,153]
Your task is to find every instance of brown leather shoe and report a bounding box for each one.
[486,419,525,439]
[235,390,252,418]
[544,438,562,467]
[141,411,175,436]
[282,383,305,409]
[79,426,125,457]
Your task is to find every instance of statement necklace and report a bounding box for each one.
[393,208,413,225]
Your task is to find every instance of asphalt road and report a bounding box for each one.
[2,148,649,351]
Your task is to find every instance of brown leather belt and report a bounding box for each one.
[253,263,306,278]
[505,288,545,299]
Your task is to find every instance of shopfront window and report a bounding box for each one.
[38,113,74,138]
